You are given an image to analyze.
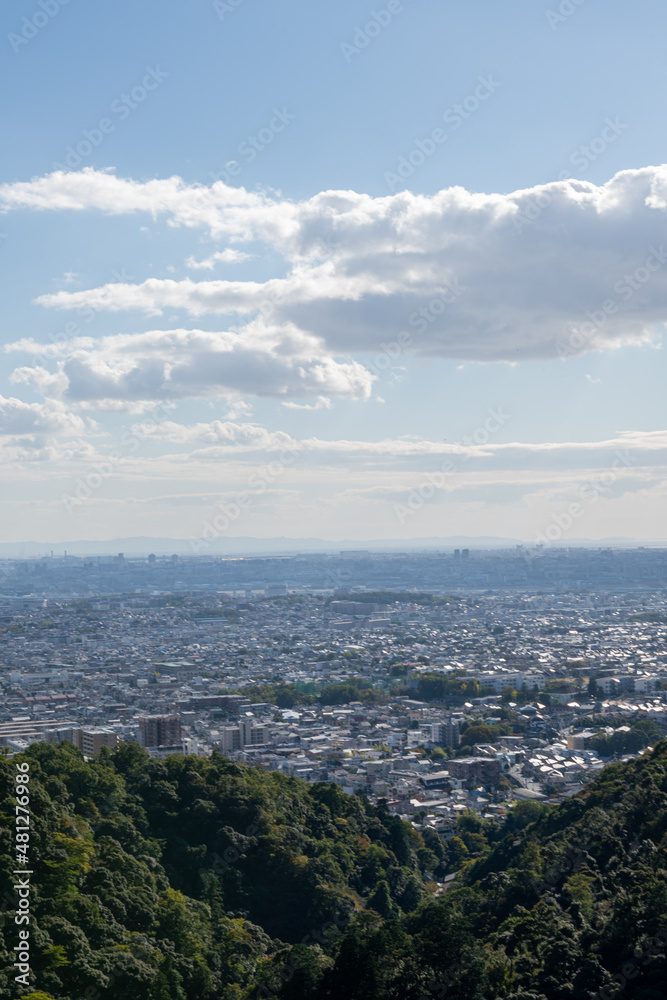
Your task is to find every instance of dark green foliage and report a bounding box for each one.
[3,741,667,999]
[589,719,663,757]
[324,591,459,607]
[396,672,493,701]
[0,742,438,999]
[311,742,667,999]
[459,723,496,746]
[459,720,514,745]
[317,682,385,705]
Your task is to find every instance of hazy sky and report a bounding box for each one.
[1,0,666,547]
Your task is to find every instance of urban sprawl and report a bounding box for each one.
[2,546,667,839]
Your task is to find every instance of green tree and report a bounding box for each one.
[460,724,494,747]
[367,879,395,918]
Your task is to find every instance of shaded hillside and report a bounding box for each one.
[310,742,667,1000]
[0,742,446,999]
[2,742,667,1000]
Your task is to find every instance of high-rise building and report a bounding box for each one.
[221,727,242,752]
[430,717,460,749]
[137,715,182,748]
[220,719,267,753]
[239,718,267,745]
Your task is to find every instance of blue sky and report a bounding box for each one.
[1,0,666,547]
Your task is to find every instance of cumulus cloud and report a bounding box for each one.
[0,396,86,437]
[0,168,297,241]
[0,397,97,467]
[6,323,374,406]
[4,166,667,361]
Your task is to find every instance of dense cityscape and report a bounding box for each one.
[3,546,666,840]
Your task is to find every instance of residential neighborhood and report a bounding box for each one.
[2,547,666,836]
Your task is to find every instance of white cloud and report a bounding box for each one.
[6,323,374,406]
[0,168,296,241]
[124,419,667,471]
[4,165,667,361]
[132,419,296,451]
[0,397,97,467]
[185,249,253,269]
[281,396,332,411]
[0,396,86,437]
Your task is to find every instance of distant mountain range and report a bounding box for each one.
[0,535,665,557]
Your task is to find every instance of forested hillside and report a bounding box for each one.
[313,744,667,1000]
[0,742,445,999]
[2,741,666,1000]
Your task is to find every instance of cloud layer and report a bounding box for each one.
[6,324,374,406]
[4,165,667,377]
[2,166,667,541]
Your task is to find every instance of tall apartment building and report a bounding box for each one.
[240,718,267,745]
[430,717,460,749]
[220,726,242,753]
[220,718,267,753]
[47,727,118,754]
[448,757,501,785]
[138,715,182,748]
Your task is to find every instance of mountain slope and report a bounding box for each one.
[0,742,446,999]
[311,742,667,1000]
[2,742,666,1000]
